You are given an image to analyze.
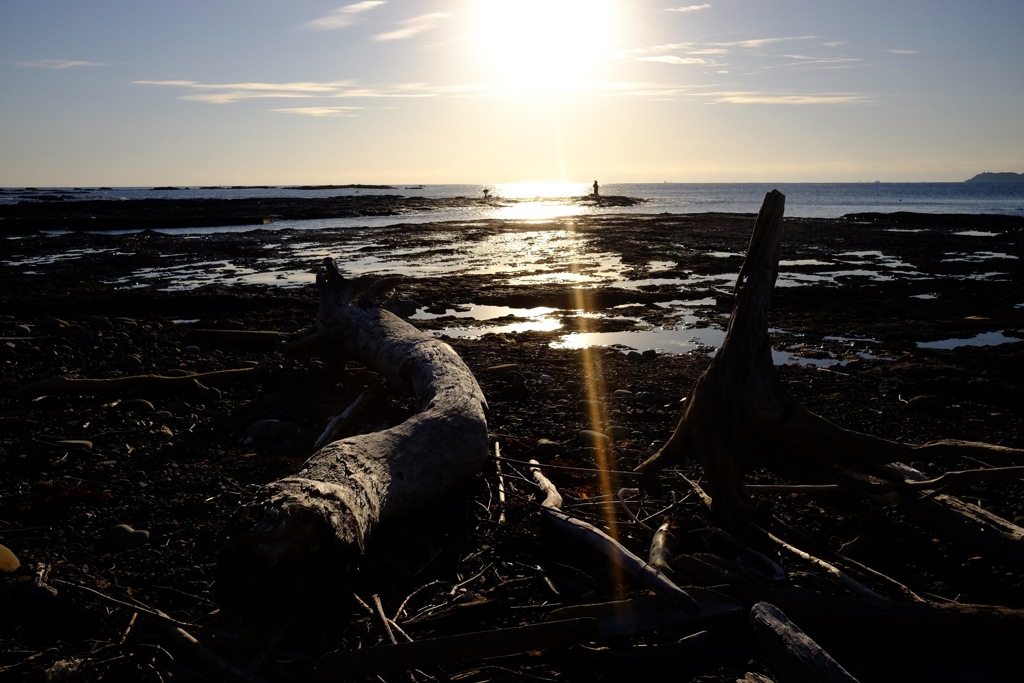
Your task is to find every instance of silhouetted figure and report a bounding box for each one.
[482,187,491,198]
[592,180,600,197]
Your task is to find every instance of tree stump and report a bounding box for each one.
[636,191,1024,529]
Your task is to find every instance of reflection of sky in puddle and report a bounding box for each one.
[954,230,999,237]
[435,318,563,337]
[551,326,725,354]
[942,251,1018,262]
[412,305,557,321]
[109,260,315,291]
[917,330,1023,349]
[4,247,116,267]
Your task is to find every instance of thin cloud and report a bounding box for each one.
[667,4,711,13]
[134,79,357,104]
[374,13,449,41]
[18,59,106,69]
[302,1,384,31]
[640,56,711,65]
[708,91,869,105]
[885,48,919,55]
[715,35,819,48]
[273,106,364,117]
[781,54,862,67]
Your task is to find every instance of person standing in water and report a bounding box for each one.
[592,180,600,197]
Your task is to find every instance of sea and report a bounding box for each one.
[2,181,1023,232]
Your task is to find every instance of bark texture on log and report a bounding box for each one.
[217,259,489,612]
[749,602,861,683]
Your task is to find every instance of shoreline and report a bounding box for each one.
[3,194,1024,233]
[0,194,643,233]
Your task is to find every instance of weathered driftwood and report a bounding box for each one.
[749,602,861,683]
[634,190,1024,549]
[10,366,263,400]
[216,259,489,611]
[316,617,599,678]
[676,553,1024,651]
[530,461,699,612]
[316,591,743,678]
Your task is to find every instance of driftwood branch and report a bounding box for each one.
[530,461,699,612]
[750,602,862,683]
[216,258,489,613]
[10,366,263,400]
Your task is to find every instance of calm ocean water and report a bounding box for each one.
[3,182,1023,230]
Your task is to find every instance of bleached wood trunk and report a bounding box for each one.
[216,260,488,611]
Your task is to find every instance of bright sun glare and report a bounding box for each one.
[474,0,615,93]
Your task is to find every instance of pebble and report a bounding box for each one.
[13,323,32,336]
[578,430,611,447]
[605,426,631,442]
[118,354,143,369]
[626,351,643,362]
[116,398,156,414]
[102,524,150,551]
[635,391,670,406]
[0,543,20,572]
[486,363,522,376]
[532,438,562,459]
[245,419,298,442]
[612,389,633,398]
[907,394,946,414]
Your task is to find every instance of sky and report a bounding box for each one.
[2,0,1023,186]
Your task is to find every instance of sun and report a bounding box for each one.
[473,0,615,93]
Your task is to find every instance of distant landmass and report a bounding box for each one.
[965,172,1024,183]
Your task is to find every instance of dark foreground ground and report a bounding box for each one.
[1,204,1023,682]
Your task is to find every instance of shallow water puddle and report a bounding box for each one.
[917,330,1023,349]
[412,305,559,321]
[942,251,1018,263]
[3,247,116,267]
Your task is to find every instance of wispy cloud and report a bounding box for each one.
[135,79,456,104]
[374,13,449,41]
[134,79,357,104]
[715,35,819,49]
[640,56,711,65]
[302,1,384,31]
[18,59,106,69]
[707,91,869,105]
[885,48,919,55]
[273,106,364,117]
[667,4,711,13]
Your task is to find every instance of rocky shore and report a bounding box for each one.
[1,206,1023,681]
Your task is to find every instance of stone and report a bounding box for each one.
[486,363,522,376]
[245,419,298,442]
[532,438,562,459]
[102,524,150,551]
[605,425,631,442]
[116,398,156,413]
[578,430,611,447]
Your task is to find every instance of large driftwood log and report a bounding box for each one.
[216,259,489,612]
[749,602,861,683]
[635,191,1024,535]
